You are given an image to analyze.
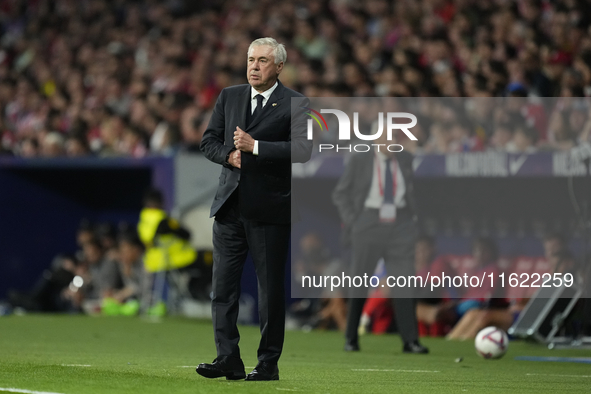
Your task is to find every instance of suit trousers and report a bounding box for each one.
[345,208,419,345]
[211,190,290,364]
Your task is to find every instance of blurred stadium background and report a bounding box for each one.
[1,0,591,358]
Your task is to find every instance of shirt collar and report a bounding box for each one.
[376,151,393,160]
[251,80,278,101]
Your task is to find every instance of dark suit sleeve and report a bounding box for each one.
[200,89,234,167]
[398,151,418,220]
[257,97,312,163]
[332,155,359,227]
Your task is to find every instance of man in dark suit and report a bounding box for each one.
[332,132,429,355]
[197,37,310,381]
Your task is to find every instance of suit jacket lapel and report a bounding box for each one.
[397,153,412,181]
[237,85,250,132]
[246,80,284,132]
[359,152,374,200]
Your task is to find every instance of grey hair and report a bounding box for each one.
[247,37,287,64]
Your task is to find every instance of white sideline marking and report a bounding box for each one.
[180,365,255,368]
[526,373,591,378]
[352,369,440,373]
[0,388,65,394]
[276,389,300,391]
[59,364,91,367]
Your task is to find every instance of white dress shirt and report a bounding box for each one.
[364,151,407,209]
[250,81,278,156]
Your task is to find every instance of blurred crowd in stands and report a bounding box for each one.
[1,0,591,157]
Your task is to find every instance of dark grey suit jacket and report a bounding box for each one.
[332,150,417,240]
[200,80,311,224]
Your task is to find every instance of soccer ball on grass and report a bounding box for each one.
[475,326,508,359]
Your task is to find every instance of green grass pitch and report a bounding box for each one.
[0,315,590,393]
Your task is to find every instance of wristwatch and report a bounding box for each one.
[225,148,236,166]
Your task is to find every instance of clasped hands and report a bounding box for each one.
[229,127,254,168]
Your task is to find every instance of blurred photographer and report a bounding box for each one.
[8,254,79,312]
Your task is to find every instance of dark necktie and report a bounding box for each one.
[247,94,264,128]
[384,158,394,204]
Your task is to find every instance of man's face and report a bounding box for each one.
[77,230,93,246]
[119,241,140,265]
[247,45,283,92]
[83,244,102,265]
[491,127,511,148]
[374,129,397,155]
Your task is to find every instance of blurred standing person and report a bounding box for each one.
[137,188,196,316]
[198,37,311,381]
[332,132,429,354]
[137,189,195,274]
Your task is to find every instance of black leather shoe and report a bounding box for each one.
[403,341,429,354]
[344,342,360,352]
[196,356,246,380]
[245,362,279,381]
